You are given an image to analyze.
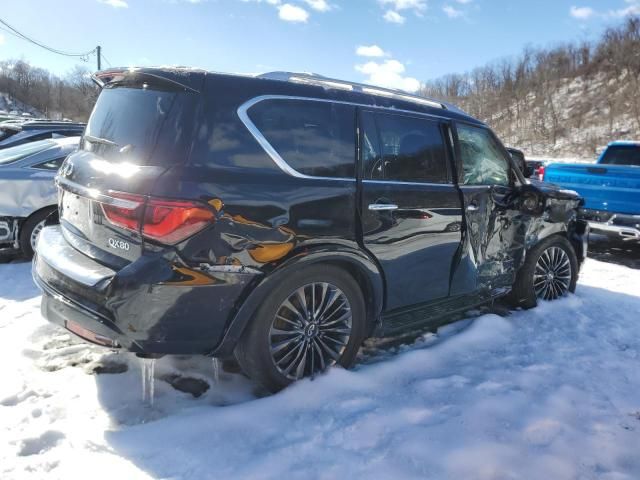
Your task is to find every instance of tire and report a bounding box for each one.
[235,265,367,392]
[19,208,55,258]
[508,235,579,309]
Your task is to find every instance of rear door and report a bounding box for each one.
[359,109,463,312]
[57,72,202,267]
[450,122,524,296]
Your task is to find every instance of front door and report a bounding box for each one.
[450,122,526,296]
[359,109,463,313]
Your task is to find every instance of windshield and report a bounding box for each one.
[83,85,197,166]
[0,139,54,165]
[600,145,640,166]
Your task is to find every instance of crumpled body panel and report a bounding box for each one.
[0,169,57,217]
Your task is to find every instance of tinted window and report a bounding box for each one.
[600,145,640,166]
[33,156,66,171]
[457,124,510,186]
[248,99,355,178]
[361,111,449,183]
[0,127,19,142]
[0,139,54,165]
[83,86,198,166]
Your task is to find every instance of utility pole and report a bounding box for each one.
[97,45,102,71]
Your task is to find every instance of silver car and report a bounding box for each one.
[0,137,79,260]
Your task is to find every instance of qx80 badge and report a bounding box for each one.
[108,238,131,251]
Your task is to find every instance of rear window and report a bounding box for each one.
[0,127,19,142]
[0,139,54,165]
[600,145,640,166]
[83,85,198,166]
[248,99,356,178]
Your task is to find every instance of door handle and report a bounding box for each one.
[368,203,399,211]
[466,204,479,212]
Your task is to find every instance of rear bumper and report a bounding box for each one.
[33,226,260,355]
[582,209,640,242]
[588,222,640,241]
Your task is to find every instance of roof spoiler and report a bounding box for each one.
[92,67,202,93]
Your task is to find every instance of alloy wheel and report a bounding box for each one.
[269,282,353,381]
[533,246,572,300]
[30,220,46,252]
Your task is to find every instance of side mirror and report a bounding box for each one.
[516,185,546,216]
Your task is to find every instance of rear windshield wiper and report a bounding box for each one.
[84,134,120,147]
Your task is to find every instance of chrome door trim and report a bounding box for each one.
[237,94,455,182]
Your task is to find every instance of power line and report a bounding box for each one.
[100,53,113,68]
[0,17,96,59]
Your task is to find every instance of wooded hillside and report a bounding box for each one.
[0,60,96,121]
[420,17,640,158]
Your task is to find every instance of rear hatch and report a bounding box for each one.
[57,68,205,268]
[544,163,640,214]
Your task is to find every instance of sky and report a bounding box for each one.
[1,0,639,92]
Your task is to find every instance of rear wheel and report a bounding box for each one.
[508,235,578,309]
[19,208,55,258]
[235,265,366,392]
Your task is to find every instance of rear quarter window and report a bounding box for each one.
[247,99,356,178]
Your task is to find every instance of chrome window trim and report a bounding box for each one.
[237,95,454,182]
[363,179,455,188]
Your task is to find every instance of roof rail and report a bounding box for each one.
[258,71,445,110]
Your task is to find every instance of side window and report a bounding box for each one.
[32,156,66,171]
[248,99,355,178]
[457,124,511,186]
[361,111,449,184]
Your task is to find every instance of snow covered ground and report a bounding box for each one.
[1,257,640,480]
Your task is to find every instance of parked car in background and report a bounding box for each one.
[544,141,640,242]
[0,137,79,261]
[33,68,587,392]
[0,120,85,150]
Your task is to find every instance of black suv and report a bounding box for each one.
[33,68,587,391]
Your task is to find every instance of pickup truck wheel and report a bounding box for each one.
[235,265,366,393]
[508,235,578,309]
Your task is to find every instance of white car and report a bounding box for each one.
[0,137,80,260]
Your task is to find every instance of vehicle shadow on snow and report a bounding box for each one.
[88,282,640,479]
[588,236,640,270]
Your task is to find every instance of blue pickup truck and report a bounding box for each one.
[543,141,640,242]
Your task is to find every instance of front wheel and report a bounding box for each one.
[19,208,55,258]
[235,265,367,392]
[508,235,579,309]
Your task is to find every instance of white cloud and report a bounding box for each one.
[569,2,640,20]
[98,0,128,8]
[443,5,463,18]
[302,0,331,12]
[356,45,387,57]
[383,10,406,23]
[569,5,595,19]
[379,0,427,11]
[278,3,310,22]
[608,0,640,17]
[379,0,426,24]
[455,0,472,3]
[355,59,421,92]
[0,34,5,46]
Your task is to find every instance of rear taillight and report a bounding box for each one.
[143,199,214,244]
[101,192,145,232]
[101,192,214,245]
[537,165,545,181]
